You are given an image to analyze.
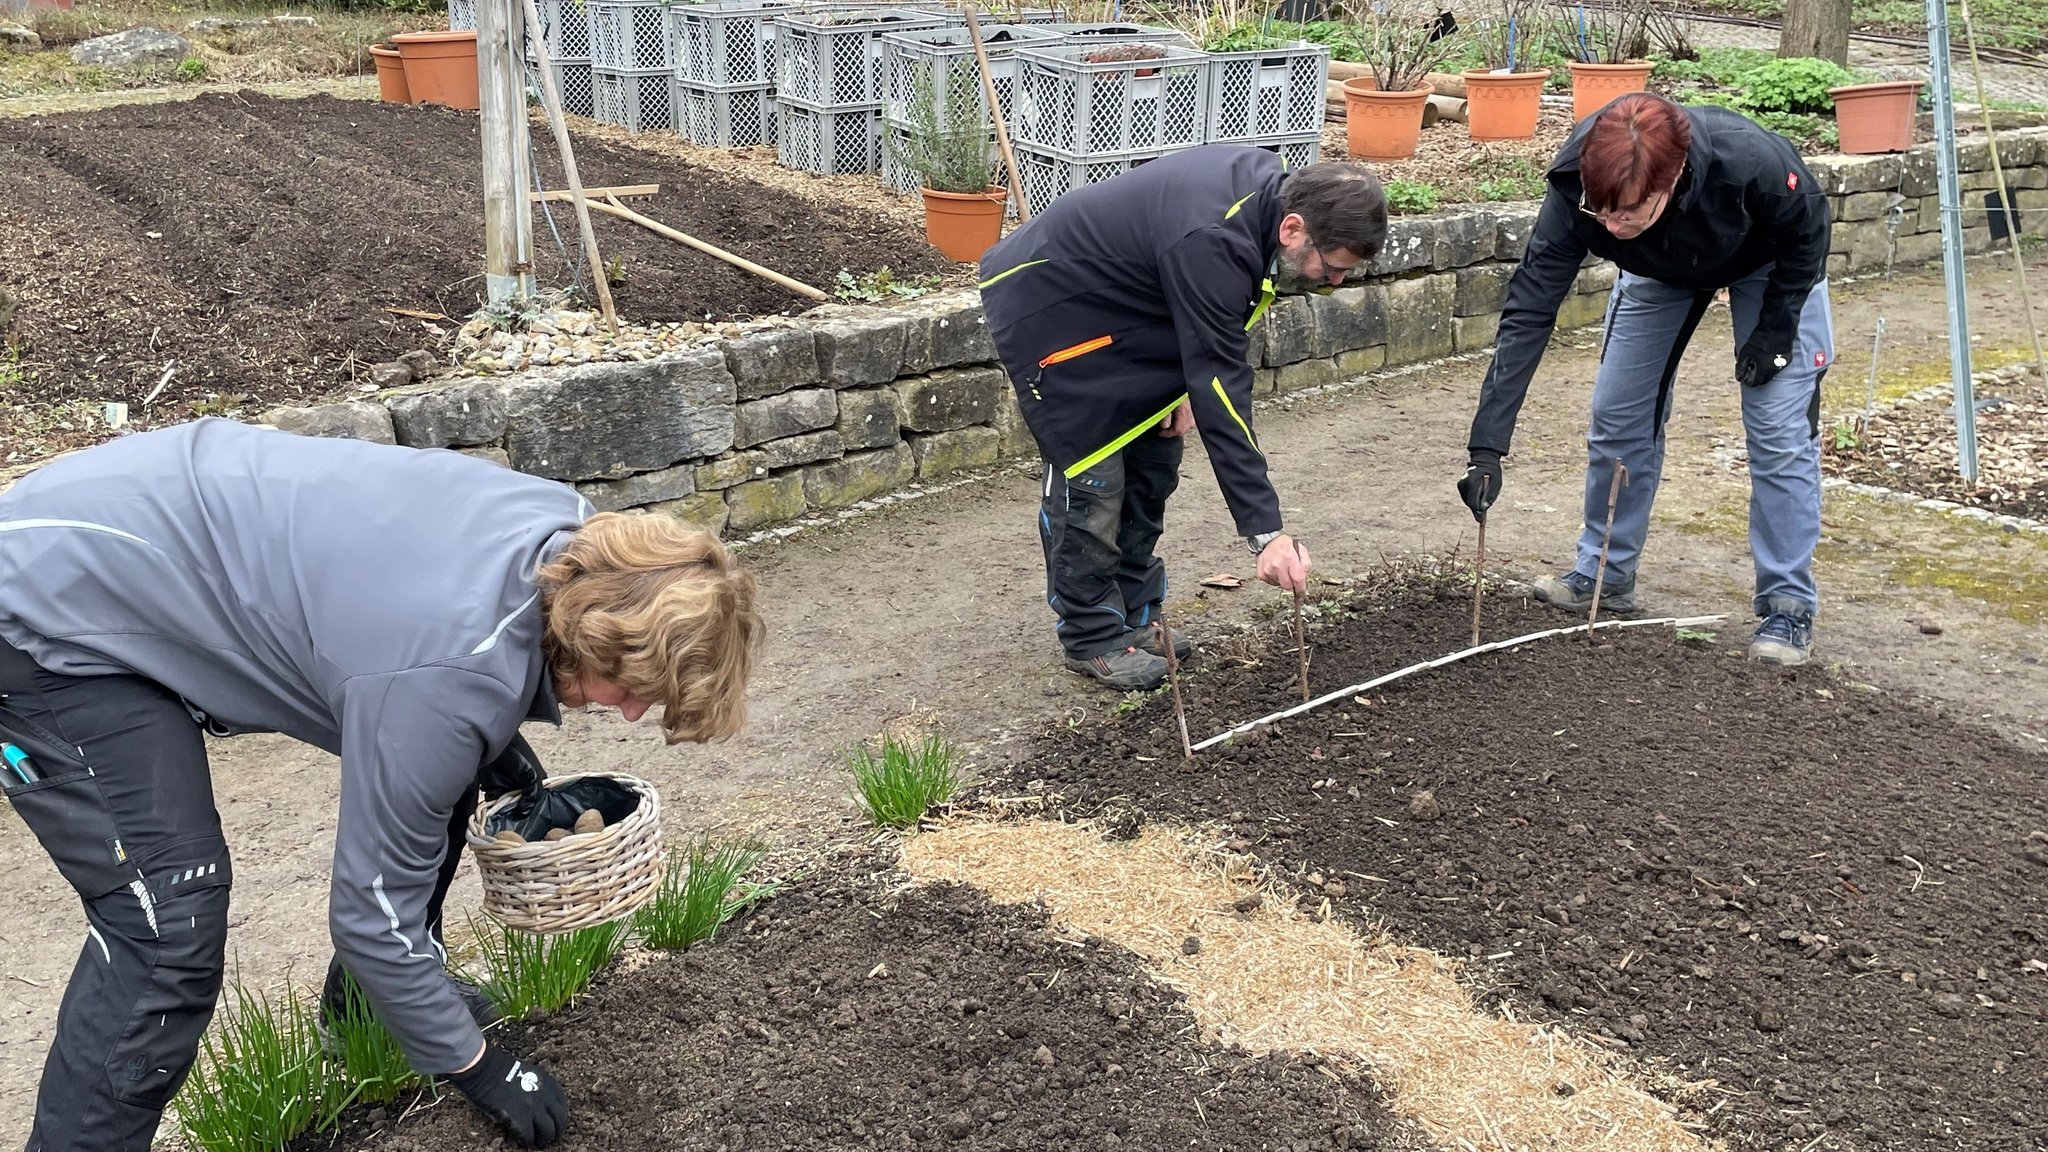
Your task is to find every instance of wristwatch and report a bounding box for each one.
[1245,530,1283,555]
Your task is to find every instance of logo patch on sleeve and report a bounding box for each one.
[1815,350,1829,367]
[1787,172,1800,190]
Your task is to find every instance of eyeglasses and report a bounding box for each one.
[1305,233,1361,284]
[1579,187,1669,226]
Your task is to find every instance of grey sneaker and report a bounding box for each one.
[1749,612,1814,666]
[1134,624,1194,661]
[1065,643,1168,691]
[1531,569,1636,616]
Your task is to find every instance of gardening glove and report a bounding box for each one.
[478,731,546,801]
[1735,330,1794,389]
[446,1042,571,1148]
[1458,450,1503,522]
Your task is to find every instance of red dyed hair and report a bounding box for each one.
[1579,94,1693,214]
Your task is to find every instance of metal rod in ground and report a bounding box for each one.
[1159,618,1193,762]
[1471,477,1489,648]
[1587,458,1627,635]
[1291,542,1310,703]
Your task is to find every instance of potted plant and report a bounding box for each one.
[888,67,1008,263]
[1828,77,1923,154]
[1343,0,1468,161]
[1461,0,1553,142]
[1556,0,1654,121]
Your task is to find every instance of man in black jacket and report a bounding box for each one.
[981,146,1388,690]
[1455,95,1834,665]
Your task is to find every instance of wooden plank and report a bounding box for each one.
[528,183,660,203]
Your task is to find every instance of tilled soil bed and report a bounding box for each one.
[0,92,953,452]
[296,873,1409,1151]
[1011,579,2048,1152]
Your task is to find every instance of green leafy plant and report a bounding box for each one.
[178,56,209,81]
[1650,45,1771,85]
[1269,19,1365,61]
[175,979,332,1152]
[833,267,939,302]
[634,837,776,951]
[1739,55,1855,115]
[470,915,629,1020]
[850,730,967,828]
[1750,110,1838,151]
[1831,415,1865,453]
[1383,179,1442,214]
[1675,627,1718,645]
[886,64,993,194]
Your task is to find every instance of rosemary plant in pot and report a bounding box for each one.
[1342,0,1467,161]
[1462,0,1553,141]
[889,66,1007,263]
[1557,0,1654,121]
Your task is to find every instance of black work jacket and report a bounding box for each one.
[979,145,1288,537]
[1469,105,1830,456]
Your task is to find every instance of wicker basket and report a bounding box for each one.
[465,772,664,934]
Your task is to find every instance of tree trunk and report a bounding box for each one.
[1778,0,1853,66]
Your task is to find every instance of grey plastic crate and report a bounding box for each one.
[776,96,882,173]
[1248,132,1322,172]
[448,0,475,31]
[1032,22,1189,46]
[674,0,794,86]
[1013,144,1172,216]
[521,0,594,61]
[1205,42,1328,144]
[773,8,952,109]
[590,0,676,72]
[879,24,1060,131]
[678,81,780,146]
[1012,43,1210,159]
[527,58,597,117]
[593,67,679,131]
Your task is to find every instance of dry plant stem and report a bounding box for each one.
[587,196,828,300]
[1586,458,1627,635]
[1291,544,1311,702]
[1960,0,2048,387]
[521,0,618,334]
[963,2,1029,221]
[1159,618,1194,761]
[1471,477,1489,647]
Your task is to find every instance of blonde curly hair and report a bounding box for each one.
[538,512,761,743]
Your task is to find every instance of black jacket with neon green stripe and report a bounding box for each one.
[979,145,1286,537]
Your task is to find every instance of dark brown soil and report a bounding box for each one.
[0,92,951,441]
[296,874,1409,1151]
[1008,579,2048,1152]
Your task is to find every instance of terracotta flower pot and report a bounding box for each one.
[392,30,479,111]
[370,43,413,105]
[1462,68,1550,142]
[1829,80,1922,154]
[922,185,1008,263]
[1342,78,1431,162]
[1567,60,1654,122]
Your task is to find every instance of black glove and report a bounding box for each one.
[1457,450,1503,522]
[446,1043,570,1148]
[478,731,546,801]
[1736,332,1793,389]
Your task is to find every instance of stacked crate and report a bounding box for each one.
[590,0,680,132]
[876,24,1060,207]
[448,0,475,31]
[1010,40,1211,217]
[525,0,596,119]
[1203,41,1328,171]
[773,7,955,175]
[673,0,796,147]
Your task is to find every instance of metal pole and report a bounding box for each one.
[478,0,536,304]
[1927,0,1978,483]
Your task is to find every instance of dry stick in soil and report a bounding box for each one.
[586,196,829,301]
[1470,477,1488,647]
[1586,458,1627,635]
[520,0,619,335]
[1291,543,1311,702]
[963,1,1029,222]
[1158,618,1195,762]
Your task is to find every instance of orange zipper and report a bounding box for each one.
[1037,335,1113,368]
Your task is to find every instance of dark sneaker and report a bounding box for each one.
[1749,612,1813,666]
[1064,644,1168,691]
[1134,624,1194,661]
[1531,569,1636,615]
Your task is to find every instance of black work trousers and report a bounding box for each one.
[1036,429,1184,660]
[0,640,474,1152]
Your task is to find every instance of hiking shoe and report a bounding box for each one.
[1531,569,1636,616]
[1749,612,1814,666]
[1134,624,1194,661]
[1064,644,1168,691]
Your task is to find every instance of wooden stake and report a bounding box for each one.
[1291,541,1310,703]
[520,0,618,335]
[586,196,829,301]
[962,1,1030,222]
[1159,617,1194,762]
[1587,459,1628,635]
[1471,477,1488,648]
[476,0,534,303]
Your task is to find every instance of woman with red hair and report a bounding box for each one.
[1455,92,1833,665]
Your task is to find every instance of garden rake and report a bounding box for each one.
[1587,458,1628,635]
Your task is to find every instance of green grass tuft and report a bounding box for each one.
[635,837,777,950]
[850,731,967,828]
[175,979,331,1152]
[470,916,628,1020]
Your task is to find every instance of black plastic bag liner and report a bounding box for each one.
[486,776,642,842]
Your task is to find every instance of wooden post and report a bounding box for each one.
[520,0,617,333]
[477,0,535,303]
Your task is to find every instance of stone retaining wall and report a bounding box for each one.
[258,128,2048,537]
